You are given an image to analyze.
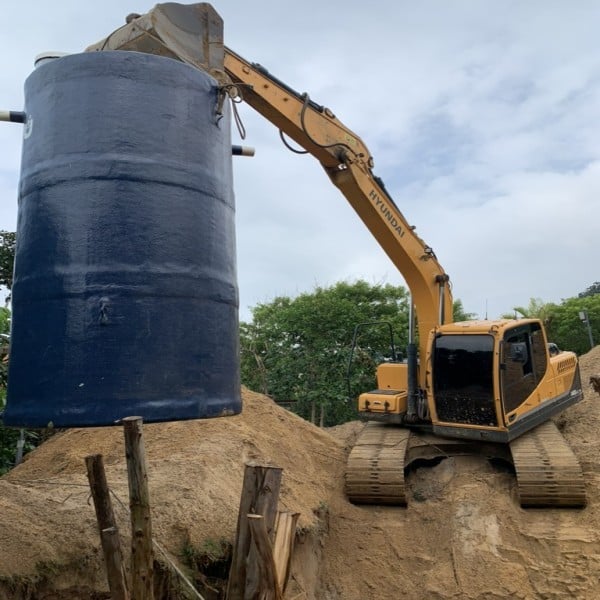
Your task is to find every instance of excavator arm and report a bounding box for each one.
[222,48,453,357]
[87,2,453,380]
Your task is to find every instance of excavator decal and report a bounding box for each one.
[369,190,406,237]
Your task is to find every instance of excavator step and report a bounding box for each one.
[344,422,410,505]
[509,420,586,508]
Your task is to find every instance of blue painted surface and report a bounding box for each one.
[4,51,241,427]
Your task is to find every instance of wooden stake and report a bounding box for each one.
[102,527,131,600]
[247,515,283,600]
[85,454,129,600]
[226,464,282,600]
[123,416,154,600]
[272,511,299,593]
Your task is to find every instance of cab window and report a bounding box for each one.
[501,322,547,413]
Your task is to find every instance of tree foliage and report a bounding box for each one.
[499,288,599,355]
[0,307,10,395]
[240,281,410,426]
[579,282,600,298]
[0,305,19,475]
[453,299,475,322]
[544,294,600,355]
[242,276,600,429]
[0,231,16,292]
[0,235,25,474]
[501,298,553,322]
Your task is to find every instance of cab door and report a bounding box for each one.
[500,322,548,419]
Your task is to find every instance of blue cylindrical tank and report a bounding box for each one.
[4,51,241,427]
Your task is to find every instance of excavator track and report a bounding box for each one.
[345,422,410,505]
[509,420,586,508]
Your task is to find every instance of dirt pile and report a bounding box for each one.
[319,346,600,600]
[0,388,343,598]
[0,348,599,599]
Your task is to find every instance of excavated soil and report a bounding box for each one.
[1,347,600,599]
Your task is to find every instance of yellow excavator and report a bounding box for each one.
[88,3,586,507]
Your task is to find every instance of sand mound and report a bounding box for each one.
[0,388,343,597]
[1,348,600,599]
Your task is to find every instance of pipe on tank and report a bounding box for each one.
[0,111,26,123]
[232,145,255,156]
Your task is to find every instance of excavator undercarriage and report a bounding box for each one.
[345,420,587,508]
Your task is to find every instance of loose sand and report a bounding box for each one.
[1,346,599,599]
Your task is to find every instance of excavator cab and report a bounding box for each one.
[359,318,582,444]
[431,330,497,429]
[429,319,582,443]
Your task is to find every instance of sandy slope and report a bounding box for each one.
[0,347,599,599]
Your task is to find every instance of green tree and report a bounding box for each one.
[0,307,10,396]
[240,280,410,426]
[0,231,16,294]
[0,232,14,405]
[453,299,475,322]
[0,305,18,474]
[0,233,20,474]
[578,282,600,298]
[544,295,600,355]
[501,297,553,322]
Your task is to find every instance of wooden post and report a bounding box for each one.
[102,527,131,600]
[226,465,282,600]
[123,416,154,600]
[247,515,283,600]
[272,511,299,594]
[85,454,129,600]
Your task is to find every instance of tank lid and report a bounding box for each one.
[34,51,69,67]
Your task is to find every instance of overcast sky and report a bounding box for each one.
[1,1,598,322]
